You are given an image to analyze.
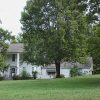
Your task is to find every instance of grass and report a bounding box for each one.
[0,75,100,100]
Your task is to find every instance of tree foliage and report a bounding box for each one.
[0,28,12,72]
[87,0,100,24]
[0,54,9,72]
[86,0,100,70]
[11,33,23,43]
[21,0,90,77]
[88,24,100,70]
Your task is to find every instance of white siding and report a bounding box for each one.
[6,54,17,66]
[60,69,70,77]
[81,69,92,75]
[4,53,93,79]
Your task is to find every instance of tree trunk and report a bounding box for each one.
[55,60,60,78]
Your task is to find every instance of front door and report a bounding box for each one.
[10,67,17,78]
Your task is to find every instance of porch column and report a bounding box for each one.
[17,53,20,75]
[90,57,93,71]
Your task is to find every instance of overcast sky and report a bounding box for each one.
[0,0,27,36]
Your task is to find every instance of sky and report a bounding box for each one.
[0,0,27,36]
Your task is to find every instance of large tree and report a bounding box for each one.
[21,0,89,77]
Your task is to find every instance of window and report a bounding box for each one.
[32,67,34,71]
[23,67,26,71]
[12,54,15,62]
[32,67,37,72]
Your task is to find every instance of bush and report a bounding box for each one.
[60,74,65,78]
[55,74,65,78]
[21,70,31,80]
[92,70,100,74]
[12,75,21,80]
[70,66,78,77]
[32,71,38,79]
[0,77,3,81]
[0,74,3,81]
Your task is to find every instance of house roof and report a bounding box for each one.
[42,59,93,69]
[7,43,24,53]
[7,43,93,69]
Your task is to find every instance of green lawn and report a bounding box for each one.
[0,75,100,100]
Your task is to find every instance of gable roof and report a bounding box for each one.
[7,43,93,69]
[7,43,24,53]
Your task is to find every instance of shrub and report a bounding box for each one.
[0,74,3,81]
[32,71,38,79]
[0,77,3,81]
[78,71,83,76]
[70,66,78,77]
[92,70,100,74]
[12,75,21,80]
[60,74,65,78]
[21,70,31,80]
[55,74,65,78]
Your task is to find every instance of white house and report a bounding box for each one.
[4,43,93,79]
